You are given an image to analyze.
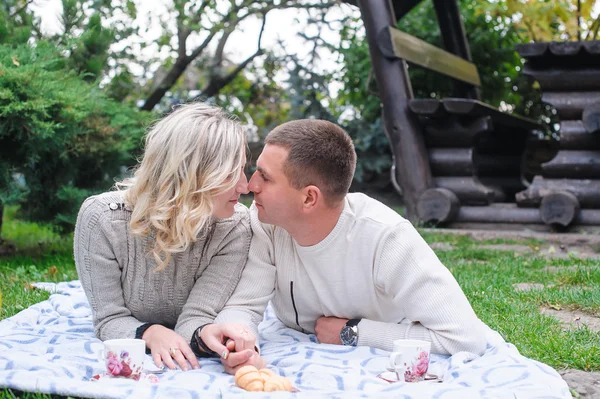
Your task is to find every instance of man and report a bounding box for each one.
[205,119,488,374]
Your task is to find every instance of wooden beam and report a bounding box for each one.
[358,0,434,220]
[443,99,541,131]
[516,176,600,208]
[393,0,425,21]
[340,0,425,22]
[379,26,481,87]
[540,191,580,227]
[429,148,473,176]
[451,204,600,225]
[432,0,480,99]
[541,150,600,179]
[456,204,541,224]
[560,121,600,149]
[417,188,460,224]
[542,91,600,120]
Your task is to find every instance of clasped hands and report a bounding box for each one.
[208,317,348,373]
[201,323,266,374]
[142,323,264,373]
[143,317,347,374]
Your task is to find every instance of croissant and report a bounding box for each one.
[234,366,264,392]
[264,375,293,392]
[259,368,276,382]
[234,366,294,392]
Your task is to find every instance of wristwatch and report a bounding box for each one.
[340,318,361,346]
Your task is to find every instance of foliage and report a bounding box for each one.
[139,0,338,111]
[484,0,600,42]
[0,41,151,233]
[55,0,138,84]
[0,0,40,46]
[214,52,291,138]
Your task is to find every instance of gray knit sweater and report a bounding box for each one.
[74,191,251,343]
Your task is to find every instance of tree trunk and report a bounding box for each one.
[141,58,191,111]
[199,77,226,99]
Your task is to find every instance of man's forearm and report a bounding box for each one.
[357,318,487,355]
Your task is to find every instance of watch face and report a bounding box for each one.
[340,326,358,346]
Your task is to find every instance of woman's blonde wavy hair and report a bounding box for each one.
[117,102,246,271]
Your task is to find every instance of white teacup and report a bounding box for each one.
[387,339,431,382]
[99,338,146,379]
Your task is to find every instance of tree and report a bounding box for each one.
[484,0,600,42]
[0,40,151,239]
[139,0,336,111]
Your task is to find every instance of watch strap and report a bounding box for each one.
[346,318,361,328]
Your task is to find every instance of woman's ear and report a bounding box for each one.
[301,185,321,212]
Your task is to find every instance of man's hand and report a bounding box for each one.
[142,325,200,371]
[221,340,266,374]
[200,323,264,374]
[315,316,348,345]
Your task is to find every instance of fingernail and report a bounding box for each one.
[222,350,229,360]
[193,365,199,370]
[183,367,189,371]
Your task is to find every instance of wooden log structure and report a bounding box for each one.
[516,41,600,227]
[540,191,580,227]
[422,116,492,147]
[417,188,460,224]
[542,92,600,120]
[516,177,600,208]
[346,0,598,228]
[429,148,473,176]
[410,97,539,221]
[453,205,600,226]
[582,102,600,133]
[541,150,600,178]
[434,176,504,204]
[559,121,600,149]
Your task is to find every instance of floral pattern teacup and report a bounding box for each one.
[99,339,145,379]
[387,339,431,382]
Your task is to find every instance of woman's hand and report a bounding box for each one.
[200,323,265,374]
[142,325,200,371]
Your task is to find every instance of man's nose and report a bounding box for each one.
[248,172,259,193]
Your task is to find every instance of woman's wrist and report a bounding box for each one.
[191,323,219,358]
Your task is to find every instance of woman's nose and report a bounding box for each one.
[236,171,249,194]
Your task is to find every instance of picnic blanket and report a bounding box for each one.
[0,281,571,398]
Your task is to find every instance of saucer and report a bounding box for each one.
[376,372,442,383]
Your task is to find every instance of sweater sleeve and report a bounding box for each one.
[213,205,276,341]
[74,197,146,340]
[357,221,487,356]
[174,211,252,343]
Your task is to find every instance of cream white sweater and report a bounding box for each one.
[216,193,487,355]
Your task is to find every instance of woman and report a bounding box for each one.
[74,102,254,372]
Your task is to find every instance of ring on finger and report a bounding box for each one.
[169,347,180,357]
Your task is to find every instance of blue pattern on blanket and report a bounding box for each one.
[0,281,570,398]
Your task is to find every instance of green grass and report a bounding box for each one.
[419,232,600,372]
[1,207,77,321]
[0,204,598,398]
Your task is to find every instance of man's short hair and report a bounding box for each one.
[265,119,356,206]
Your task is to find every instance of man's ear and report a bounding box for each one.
[301,185,321,212]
